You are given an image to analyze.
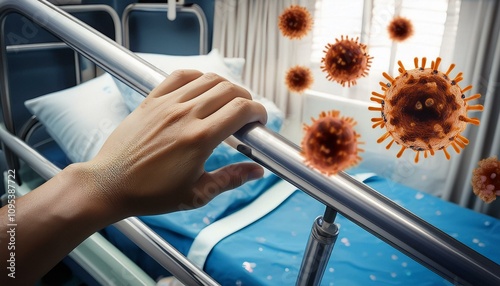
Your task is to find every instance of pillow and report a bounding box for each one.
[24,73,130,163]
[223,57,246,83]
[112,49,284,171]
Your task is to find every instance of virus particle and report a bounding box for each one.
[387,16,414,42]
[471,156,500,203]
[285,65,314,93]
[278,5,313,40]
[321,35,373,87]
[302,110,363,175]
[369,57,484,163]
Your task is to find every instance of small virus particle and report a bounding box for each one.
[278,5,313,40]
[471,156,500,203]
[285,65,314,93]
[387,16,414,42]
[369,57,484,163]
[321,35,373,87]
[301,110,363,175]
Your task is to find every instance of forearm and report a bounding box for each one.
[0,163,118,285]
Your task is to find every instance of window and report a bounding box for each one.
[309,0,461,101]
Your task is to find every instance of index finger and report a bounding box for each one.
[201,97,268,146]
[147,70,203,99]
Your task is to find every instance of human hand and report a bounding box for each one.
[76,70,267,217]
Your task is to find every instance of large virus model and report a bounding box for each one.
[285,65,314,93]
[471,156,500,203]
[387,16,414,42]
[301,110,363,175]
[369,57,484,163]
[278,5,313,40]
[321,35,373,87]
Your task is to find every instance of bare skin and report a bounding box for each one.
[0,70,267,285]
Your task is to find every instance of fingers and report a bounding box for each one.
[190,81,253,118]
[201,97,268,145]
[191,163,265,205]
[147,70,203,99]
[172,72,230,102]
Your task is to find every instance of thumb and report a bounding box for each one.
[193,163,265,204]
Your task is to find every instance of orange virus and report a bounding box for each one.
[321,35,373,87]
[471,156,500,203]
[285,65,314,93]
[301,110,363,175]
[387,16,414,42]
[278,5,313,40]
[369,57,484,163]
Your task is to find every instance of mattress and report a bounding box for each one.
[104,166,500,285]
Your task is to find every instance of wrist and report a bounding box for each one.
[57,162,125,226]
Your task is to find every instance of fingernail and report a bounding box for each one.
[248,167,264,181]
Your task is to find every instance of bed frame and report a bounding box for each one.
[0,1,499,285]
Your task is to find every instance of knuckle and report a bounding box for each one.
[170,69,203,80]
[202,72,224,82]
[217,80,238,94]
[229,97,252,113]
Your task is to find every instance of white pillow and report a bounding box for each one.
[223,57,246,83]
[114,49,240,112]
[24,73,130,163]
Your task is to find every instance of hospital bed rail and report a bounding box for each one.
[0,1,499,285]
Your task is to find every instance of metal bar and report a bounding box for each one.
[122,3,208,54]
[114,218,220,286]
[0,1,499,285]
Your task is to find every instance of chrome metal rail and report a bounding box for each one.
[0,1,499,285]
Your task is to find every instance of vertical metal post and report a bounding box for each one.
[296,207,339,286]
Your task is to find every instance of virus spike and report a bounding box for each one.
[467,105,484,111]
[424,150,428,158]
[368,106,383,112]
[370,97,384,104]
[414,57,419,68]
[434,57,442,71]
[396,146,407,158]
[450,141,461,153]
[421,57,427,69]
[454,138,466,149]
[386,139,395,150]
[382,72,395,84]
[414,151,420,163]
[429,149,435,156]
[372,121,385,128]
[453,72,464,84]
[377,131,391,143]
[457,134,469,145]
[442,147,451,160]
[398,61,406,73]
[464,93,481,102]
[461,85,473,93]
[445,63,456,77]
[460,116,480,125]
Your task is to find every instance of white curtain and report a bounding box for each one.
[442,0,500,217]
[212,0,315,120]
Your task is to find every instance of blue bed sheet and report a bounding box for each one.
[104,167,500,285]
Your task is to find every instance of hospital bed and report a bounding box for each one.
[0,1,500,285]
